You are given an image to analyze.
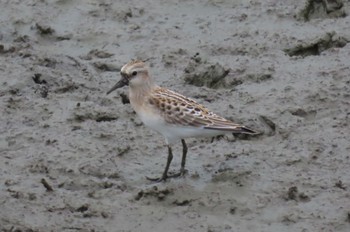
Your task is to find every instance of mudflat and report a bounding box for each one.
[1,1,349,231]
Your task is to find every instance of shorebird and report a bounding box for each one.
[107,60,257,181]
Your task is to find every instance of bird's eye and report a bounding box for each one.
[132,71,137,76]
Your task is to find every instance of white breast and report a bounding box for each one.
[136,108,224,145]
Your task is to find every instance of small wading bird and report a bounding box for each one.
[107,60,258,182]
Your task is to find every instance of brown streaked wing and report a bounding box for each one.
[149,87,245,132]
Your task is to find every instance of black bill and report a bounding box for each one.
[106,75,129,95]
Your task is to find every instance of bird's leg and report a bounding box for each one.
[167,139,188,178]
[146,145,173,182]
[146,140,188,182]
[179,139,188,175]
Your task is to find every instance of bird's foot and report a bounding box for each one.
[146,169,187,182]
[146,174,168,182]
[168,168,187,178]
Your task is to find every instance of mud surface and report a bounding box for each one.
[1,0,350,231]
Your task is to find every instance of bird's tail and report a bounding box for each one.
[204,125,259,135]
[238,126,259,135]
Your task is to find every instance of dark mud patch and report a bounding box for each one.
[258,115,276,136]
[334,180,347,190]
[32,73,49,98]
[35,23,55,35]
[212,169,252,186]
[184,54,229,89]
[226,72,274,87]
[40,178,54,192]
[284,32,348,57]
[35,22,72,41]
[71,105,119,122]
[297,0,346,21]
[80,49,114,60]
[93,62,120,72]
[284,186,311,202]
[0,44,16,54]
[119,92,130,104]
[172,199,192,206]
[288,107,317,120]
[161,48,188,67]
[135,186,173,201]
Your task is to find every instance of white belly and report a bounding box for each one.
[137,109,224,145]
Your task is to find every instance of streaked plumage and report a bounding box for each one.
[107,60,257,181]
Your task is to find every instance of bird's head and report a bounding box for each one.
[107,60,151,95]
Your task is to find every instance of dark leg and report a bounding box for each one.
[167,139,188,178]
[146,145,173,182]
[146,140,188,182]
[162,146,173,179]
[179,139,188,175]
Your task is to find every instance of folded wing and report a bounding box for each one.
[149,87,257,135]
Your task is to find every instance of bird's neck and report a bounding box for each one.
[129,80,155,107]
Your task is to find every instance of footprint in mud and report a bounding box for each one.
[134,186,173,201]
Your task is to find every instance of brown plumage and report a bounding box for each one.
[107,60,258,182]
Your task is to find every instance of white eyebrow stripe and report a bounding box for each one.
[129,67,147,73]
